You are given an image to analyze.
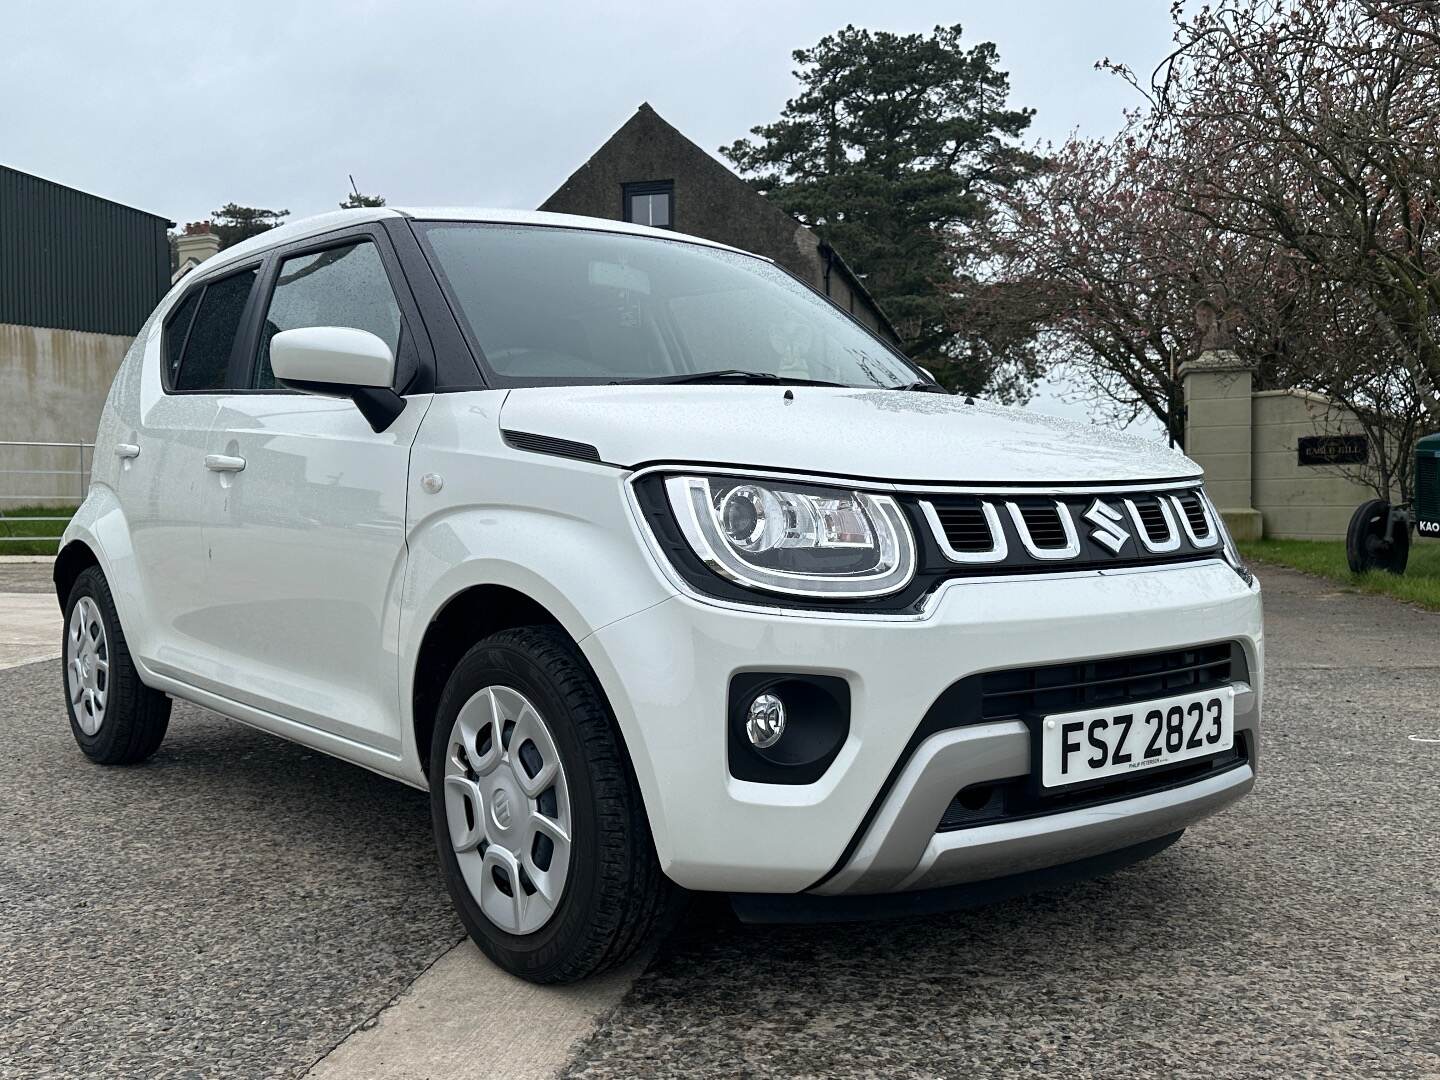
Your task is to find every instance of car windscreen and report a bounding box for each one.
[416,222,917,388]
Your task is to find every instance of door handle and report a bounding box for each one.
[204,454,247,473]
[115,444,140,460]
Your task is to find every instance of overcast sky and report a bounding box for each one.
[3,0,1175,426]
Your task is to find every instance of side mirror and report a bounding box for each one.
[270,326,405,432]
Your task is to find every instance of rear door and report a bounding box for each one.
[125,263,262,679]
[193,226,432,754]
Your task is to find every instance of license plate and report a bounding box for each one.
[1036,686,1234,790]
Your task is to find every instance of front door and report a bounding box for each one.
[193,232,430,755]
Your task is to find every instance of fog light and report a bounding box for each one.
[745,692,786,749]
[728,673,849,784]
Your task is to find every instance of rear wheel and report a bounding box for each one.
[429,626,676,983]
[63,566,171,764]
[1346,499,1410,575]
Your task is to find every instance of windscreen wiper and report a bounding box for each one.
[611,369,849,387]
[889,380,951,394]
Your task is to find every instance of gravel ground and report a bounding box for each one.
[0,662,465,1080]
[2,564,1437,1078]
[562,566,1440,1079]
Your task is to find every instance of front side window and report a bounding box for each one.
[170,268,258,392]
[255,241,402,389]
[418,223,917,388]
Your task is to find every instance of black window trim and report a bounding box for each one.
[225,223,434,396]
[161,261,266,395]
[622,179,675,230]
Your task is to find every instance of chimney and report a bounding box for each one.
[175,220,220,269]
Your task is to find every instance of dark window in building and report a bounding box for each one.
[171,268,258,392]
[623,181,673,229]
[254,241,402,389]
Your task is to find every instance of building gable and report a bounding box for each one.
[540,104,901,346]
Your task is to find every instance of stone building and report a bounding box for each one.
[540,103,903,348]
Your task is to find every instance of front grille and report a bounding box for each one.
[914,485,1220,576]
[930,497,993,552]
[979,642,1237,722]
[937,735,1249,832]
[1016,501,1069,548]
[1418,455,1439,520]
[1134,497,1171,544]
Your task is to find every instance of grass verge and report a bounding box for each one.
[0,505,77,556]
[1239,537,1440,612]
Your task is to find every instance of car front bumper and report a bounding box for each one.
[582,557,1262,895]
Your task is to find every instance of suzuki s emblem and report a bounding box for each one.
[1083,498,1131,554]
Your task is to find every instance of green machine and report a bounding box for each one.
[1347,431,1440,573]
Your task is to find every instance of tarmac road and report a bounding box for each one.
[1,563,1437,1078]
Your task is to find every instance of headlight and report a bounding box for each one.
[1204,489,1255,585]
[662,475,917,598]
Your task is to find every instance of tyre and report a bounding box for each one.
[1346,499,1410,575]
[63,566,171,765]
[429,626,677,983]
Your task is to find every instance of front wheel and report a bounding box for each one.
[429,626,677,983]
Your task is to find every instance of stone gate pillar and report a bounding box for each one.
[1179,350,1263,541]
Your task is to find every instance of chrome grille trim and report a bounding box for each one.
[1006,499,1081,560]
[920,500,1008,564]
[892,477,1205,496]
[1170,493,1221,548]
[1124,496,1181,553]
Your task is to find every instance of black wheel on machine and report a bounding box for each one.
[1346,499,1410,575]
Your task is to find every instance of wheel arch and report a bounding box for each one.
[54,488,153,663]
[53,538,100,608]
[409,582,569,779]
[405,576,669,875]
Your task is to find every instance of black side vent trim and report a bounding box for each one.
[502,430,603,463]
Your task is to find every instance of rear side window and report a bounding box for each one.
[255,241,402,389]
[169,268,259,392]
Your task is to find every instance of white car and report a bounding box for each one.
[56,208,1262,983]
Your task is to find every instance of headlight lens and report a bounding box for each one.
[663,475,917,597]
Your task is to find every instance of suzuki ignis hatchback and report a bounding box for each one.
[57,208,1261,983]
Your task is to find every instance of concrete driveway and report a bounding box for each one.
[1,561,1436,1078]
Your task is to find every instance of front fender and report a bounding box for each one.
[397,491,678,792]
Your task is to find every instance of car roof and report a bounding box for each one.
[195,206,758,279]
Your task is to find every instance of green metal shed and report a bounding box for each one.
[0,164,172,337]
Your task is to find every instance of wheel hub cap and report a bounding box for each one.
[443,685,572,935]
[65,596,109,736]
